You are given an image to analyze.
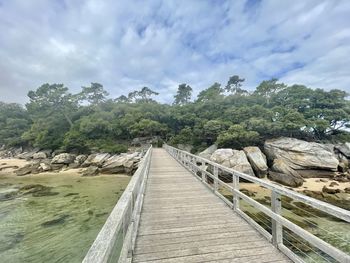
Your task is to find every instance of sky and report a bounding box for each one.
[0,0,349,104]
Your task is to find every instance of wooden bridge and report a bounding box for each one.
[83,146,350,263]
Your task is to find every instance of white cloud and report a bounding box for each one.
[0,0,349,104]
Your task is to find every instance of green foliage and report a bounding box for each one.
[173,83,192,105]
[79,83,109,105]
[0,102,31,146]
[169,126,193,146]
[1,75,349,154]
[225,75,247,94]
[196,82,223,102]
[130,119,168,137]
[217,125,260,149]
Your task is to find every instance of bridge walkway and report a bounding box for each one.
[133,148,291,263]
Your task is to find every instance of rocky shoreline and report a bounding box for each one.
[198,137,350,187]
[195,137,350,210]
[0,147,145,177]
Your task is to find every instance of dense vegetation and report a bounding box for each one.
[1,76,349,154]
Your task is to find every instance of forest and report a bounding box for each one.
[0,76,349,154]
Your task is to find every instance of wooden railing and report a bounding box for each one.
[83,146,152,263]
[164,144,350,263]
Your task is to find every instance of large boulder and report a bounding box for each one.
[101,153,141,175]
[335,143,350,158]
[243,147,268,178]
[82,166,99,176]
[17,148,40,160]
[264,137,339,171]
[15,163,40,176]
[81,153,111,168]
[210,149,255,177]
[75,155,87,165]
[33,152,47,159]
[272,159,302,179]
[198,145,217,160]
[268,171,303,187]
[51,153,75,164]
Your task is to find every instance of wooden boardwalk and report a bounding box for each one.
[133,149,291,263]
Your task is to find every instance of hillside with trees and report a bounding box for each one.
[0,76,349,154]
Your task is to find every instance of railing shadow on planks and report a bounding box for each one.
[164,144,350,263]
[83,146,152,263]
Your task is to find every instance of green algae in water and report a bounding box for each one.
[0,173,130,263]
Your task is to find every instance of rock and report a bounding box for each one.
[303,190,324,199]
[320,179,328,183]
[33,152,47,159]
[243,146,268,178]
[335,143,350,158]
[81,153,110,168]
[322,186,340,194]
[272,159,303,179]
[334,175,350,183]
[264,137,339,171]
[15,163,40,176]
[268,171,304,187]
[82,166,99,176]
[0,189,18,201]
[41,215,70,227]
[210,149,255,176]
[19,184,59,197]
[75,155,87,165]
[198,145,217,160]
[338,162,348,173]
[329,182,339,187]
[51,153,75,164]
[51,164,65,170]
[101,153,140,174]
[39,163,51,172]
[344,187,350,194]
[297,170,337,178]
[68,163,80,169]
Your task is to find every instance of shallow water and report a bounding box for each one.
[0,173,130,263]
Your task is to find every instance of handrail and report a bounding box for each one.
[83,146,152,263]
[164,144,350,263]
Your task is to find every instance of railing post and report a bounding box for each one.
[271,190,282,247]
[232,174,239,210]
[201,160,206,183]
[213,166,218,192]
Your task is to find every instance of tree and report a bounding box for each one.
[26,83,77,127]
[196,82,223,102]
[0,102,31,146]
[225,75,247,94]
[203,120,230,144]
[254,78,286,104]
[80,83,109,105]
[130,119,168,137]
[115,95,130,103]
[216,124,259,149]
[173,84,192,105]
[138,87,159,102]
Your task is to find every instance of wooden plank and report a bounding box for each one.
[136,225,253,242]
[133,241,272,261]
[134,246,285,263]
[135,229,259,248]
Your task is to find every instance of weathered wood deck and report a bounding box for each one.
[133,148,291,263]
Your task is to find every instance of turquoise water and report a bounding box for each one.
[0,173,130,263]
